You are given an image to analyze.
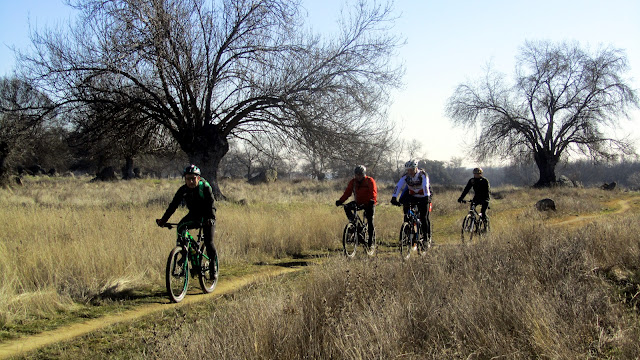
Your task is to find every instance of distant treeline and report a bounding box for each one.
[13,151,640,191]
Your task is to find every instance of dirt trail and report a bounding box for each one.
[552,197,635,226]
[0,265,305,360]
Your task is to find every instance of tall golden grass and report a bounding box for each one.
[2,176,639,358]
[0,176,392,325]
[147,194,640,359]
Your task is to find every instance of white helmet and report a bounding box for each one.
[404,160,418,169]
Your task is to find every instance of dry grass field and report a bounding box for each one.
[1,176,640,359]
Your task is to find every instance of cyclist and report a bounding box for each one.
[457,167,491,221]
[391,160,432,247]
[156,164,217,277]
[335,165,378,248]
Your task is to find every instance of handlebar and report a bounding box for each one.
[341,203,369,210]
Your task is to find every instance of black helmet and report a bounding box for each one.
[473,167,483,175]
[354,165,366,175]
[183,164,201,176]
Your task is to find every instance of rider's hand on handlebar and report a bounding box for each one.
[390,197,400,206]
[335,200,343,207]
[156,219,166,227]
[457,198,465,204]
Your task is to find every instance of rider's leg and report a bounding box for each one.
[203,218,217,279]
[343,201,356,221]
[417,197,429,238]
[364,204,375,246]
[479,200,489,220]
[203,219,216,259]
[399,192,410,219]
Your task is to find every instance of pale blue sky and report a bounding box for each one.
[2,0,639,165]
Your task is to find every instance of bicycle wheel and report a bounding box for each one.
[198,242,218,294]
[342,223,357,258]
[461,215,475,243]
[166,246,189,303]
[399,222,412,260]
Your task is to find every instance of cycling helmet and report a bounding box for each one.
[183,164,201,176]
[473,167,483,175]
[404,159,418,169]
[354,165,366,175]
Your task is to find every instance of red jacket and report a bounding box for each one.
[339,176,378,205]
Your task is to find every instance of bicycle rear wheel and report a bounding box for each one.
[166,246,189,303]
[461,215,475,243]
[342,223,357,258]
[399,222,412,260]
[198,243,218,294]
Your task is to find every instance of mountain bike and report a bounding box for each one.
[162,222,218,303]
[460,200,490,243]
[341,203,376,257]
[394,203,432,260]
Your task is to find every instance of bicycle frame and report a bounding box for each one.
[396,203,430,260]
[405,204,422,240]
[163,222,218,303]
[460,201,489,242]
[341,203,375,257]
[174,223,211,272]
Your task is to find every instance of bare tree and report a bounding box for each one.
[0,77,56,183]
[18,0,403,197]
[446,40,639,187]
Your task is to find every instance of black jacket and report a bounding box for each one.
[460,177,490,203]
[161,180,216,222]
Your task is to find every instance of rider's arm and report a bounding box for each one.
[160,186,186,222]
[391,176,406,199]
[484,178,491,200]
[421,171,430,197]
[459,178,472,199]
[370,177,378,204]
[202,182,216,221]
[338,179,355,204]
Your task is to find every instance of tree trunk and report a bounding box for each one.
[533,150,559,187]
[0,141,9,185]
[182,125,229,200]
[121,156,135,180]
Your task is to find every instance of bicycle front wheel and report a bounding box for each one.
[198,243,218,294]
[342,223,357,258]
[166,246,189,303]
[399,222,412,260]
[461,215,475,243]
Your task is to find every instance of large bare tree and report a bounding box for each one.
[446,40,638,187]
[18,0,403,196]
